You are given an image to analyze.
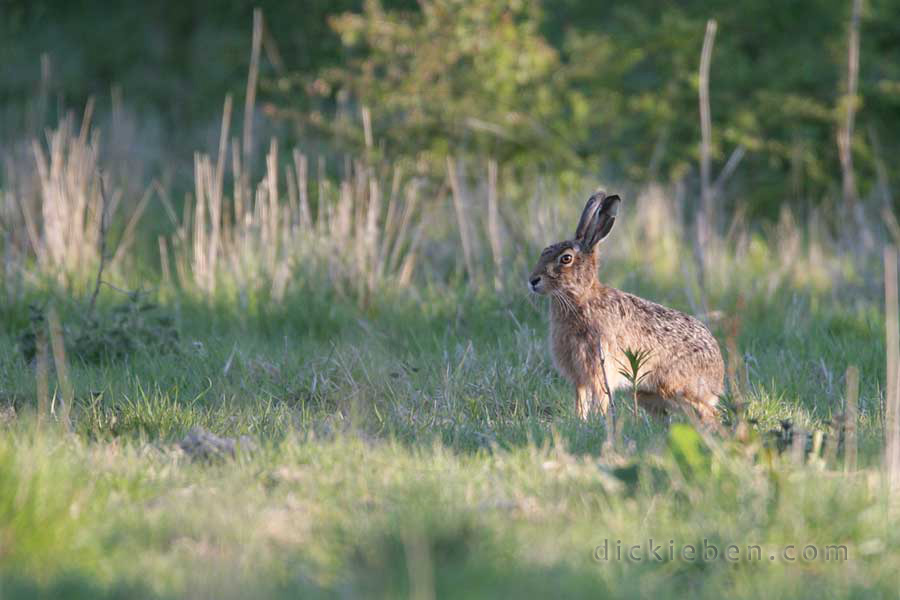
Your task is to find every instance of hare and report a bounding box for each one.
[528,191,724,425]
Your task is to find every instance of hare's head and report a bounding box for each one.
[528,191,620,295]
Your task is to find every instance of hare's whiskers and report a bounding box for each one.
[552,290,575,316]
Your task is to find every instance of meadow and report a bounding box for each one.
[3,2,900,598]
[1,106,898,598]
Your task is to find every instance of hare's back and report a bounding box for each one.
[612,291,724,396]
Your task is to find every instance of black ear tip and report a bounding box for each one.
[601,194,621,216]
[587,191,622,205]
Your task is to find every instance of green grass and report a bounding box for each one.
[3,4,898,592]
[1,240,898,598]
[0,417,896,598]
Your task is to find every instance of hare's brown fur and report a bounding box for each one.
[529,193,724,425]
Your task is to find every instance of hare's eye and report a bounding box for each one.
[559,253,573,265]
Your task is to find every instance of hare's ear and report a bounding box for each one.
[582,194,621,250]
[574,192,605,242]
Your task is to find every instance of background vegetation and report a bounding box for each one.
[5,0,900,216]
[2,1,900,598]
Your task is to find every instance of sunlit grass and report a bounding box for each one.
[2,92,898,598]
[0,418,897,598]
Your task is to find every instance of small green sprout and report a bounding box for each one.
[617,347,654,418]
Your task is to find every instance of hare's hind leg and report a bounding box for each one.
[638,391,720,428]
[591,380,610,415]
[590,383,615,440]
[674,392,720,428]
[691,394,720,428]
[574,384,610,421]
[637,391,670,423]
[575,385,592,420]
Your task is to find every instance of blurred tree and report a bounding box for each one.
[0,0,413,131]
[3,0,899,217]
[316,0,900,217]
[314,0,574,171]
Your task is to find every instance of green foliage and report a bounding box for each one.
[668,424,712,481]
[319,0,900,215]
[72,295,179,363]
[17,293,179,366]
[322,0,569,168]
[0,0,408,129]
[5,1,900,215]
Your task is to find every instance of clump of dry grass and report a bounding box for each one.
[169,101,429,304]
[1,104,150,292]
[157,15,428,303]
[5,109,108,285]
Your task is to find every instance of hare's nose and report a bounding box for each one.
[529,276,542,287]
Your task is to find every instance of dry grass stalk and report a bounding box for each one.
[191,154,210,292]
[447,157,478,283]
[811,430,824,461]
[232,137,246,224]
[361,106,374,150]
[725,297,748,437]
[695,17,725,294]
[110,183,154,269]
[87,173,109,316]
[317,157,328,234]
[693,19,748,303]
[265,138,280,273]
[35,325,49,431]
[838,0,861,211]
[29,116,103,281]
[596,340,616,446]
[1,196,14,303]
[487,158,503,290]
[882,207,900,247]
[242,8,263,177]
[791,425,806,465]
[46,307,73,431]
[844,365,859,472]
[379,166,402,273]
[698,18,717,229]
[216,95,233,202]
[158,236,172,288]
[388,184,421,277]
[712,146,745,203]
[884,246,900,491]
[176,121,425,301]
[8,107,144,288]
[292,149,312,227]
[823,412,840,469]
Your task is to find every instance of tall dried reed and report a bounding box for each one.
[0,103,153,292]
[172,104,428,303]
